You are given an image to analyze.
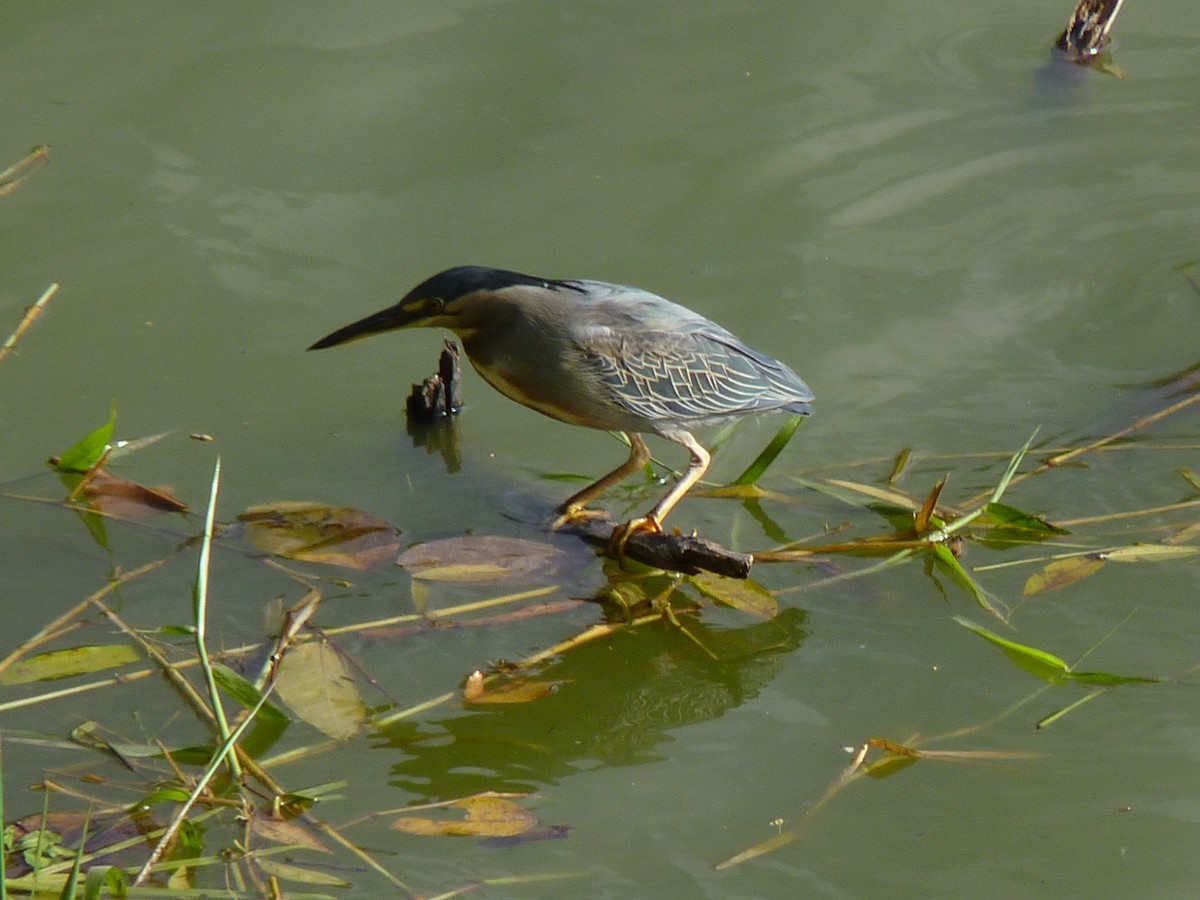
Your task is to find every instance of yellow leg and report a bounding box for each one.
[552,432,652,528]
[609,430,710,562]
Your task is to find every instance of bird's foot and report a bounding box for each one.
[607,515,662,565]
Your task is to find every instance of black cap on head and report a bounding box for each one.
[408,266,549,302]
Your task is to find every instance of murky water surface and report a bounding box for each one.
[3,3,1199,896]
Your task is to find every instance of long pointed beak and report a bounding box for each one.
[308,302,421,351]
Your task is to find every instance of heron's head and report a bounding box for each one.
[308,266,560,350]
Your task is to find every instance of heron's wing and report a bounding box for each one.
[577,328,812,424]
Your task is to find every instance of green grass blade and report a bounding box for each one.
[1036,690,1104,729]
[732,415,805,486]
[954,616,1069,683]
[193,456,240,779]
[56,814,88,900]
[932,545,1005,621]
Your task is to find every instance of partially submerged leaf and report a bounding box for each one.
[392,796,537,838]
[398,535,565,582]
[0,644,140,685]
[239,502,401,570]
[255,858,349,887]
[409,563,511,582]
[463,678,564,704]
[1100,544,1200,563]
[273,641,366,740]
[51,402,116,473]
[690,572,778,619]
[821,478,922,511]
[1024,556,1105,595]
[954,616,1069,683]
[82,471,187,517]
[983,502,1068,534]
[249,811,329,853]
[955,617,1159,689]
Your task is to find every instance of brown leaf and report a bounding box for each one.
[392,796,537,838]
[249,810,329,853]
[398,535,564,583]
[239,502,401,570]
[914,475,947,532]
[464,678,563,704]
[1023,556,1105,595]
[83,471,187,517]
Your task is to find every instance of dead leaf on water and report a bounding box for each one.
[398,535,565,583]
[1024,556,1105,595]
[273,641,366,740]
[83,471,188,517]
[239,502,401,570]
[823,478,922,511]
[463,677,564,704]
[1100,543,1200,563]
[392,795,537,838]
[248,810,329,853]
[255,858,349,888]
[690,572,778,619]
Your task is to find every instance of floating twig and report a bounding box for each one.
[0,283,58,365]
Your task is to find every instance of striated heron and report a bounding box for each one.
[309,266,814,549]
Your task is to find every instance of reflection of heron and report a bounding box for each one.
[311,266,814,547]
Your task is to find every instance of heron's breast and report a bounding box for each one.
[461,335,639,431]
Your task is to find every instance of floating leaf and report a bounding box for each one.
[983,502,1068,534]
[0,644,140,685]
[1024,556,1105,595]
[409,563,512,582]
[955,617,1158,689]
[82,471,187,517]
[249,811,329,853]
[862,753,919,779]
[821,478,921,511]
[273,641,365,740]
[239,502,401,570]
[392,796,537,838]
[52,402,116,473]
[954,616,1069,683]
[1100,544,1200,563]
[256,858,349,887]
[398,535,565,582]
[690,572,778,619]
[464,678,563,704]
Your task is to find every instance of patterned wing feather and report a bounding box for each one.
[582,330,812,425]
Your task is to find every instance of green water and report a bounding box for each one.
[2,2,1199,896]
